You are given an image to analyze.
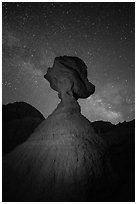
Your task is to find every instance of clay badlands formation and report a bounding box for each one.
[3,56,114,201]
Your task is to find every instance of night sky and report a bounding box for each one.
[2,2,135,124]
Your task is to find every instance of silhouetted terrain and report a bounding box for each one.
[92,120,115,134]
[2,101,135,201]
[3,102,45,121]
[92,119,135,201]
[2,102,45,155]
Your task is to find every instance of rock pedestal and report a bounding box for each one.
[3,56,106,201]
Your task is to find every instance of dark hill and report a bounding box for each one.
[2,102,45,155]
[92,120,115,134]
[2,101,45,121]
[91,120,135,201]
[97,120,135,201]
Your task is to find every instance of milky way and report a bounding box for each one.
[2,2,135,124]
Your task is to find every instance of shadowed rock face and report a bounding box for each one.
[44,56,95,100]
[2,56,134,202]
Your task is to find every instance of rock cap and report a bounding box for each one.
[44,56,95,99]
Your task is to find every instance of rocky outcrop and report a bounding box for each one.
[45,56,95,100]
[2,102,45,154]
[3,56,104,202]
[2,57,135,202]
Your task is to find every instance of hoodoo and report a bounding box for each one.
[3,56,107,201]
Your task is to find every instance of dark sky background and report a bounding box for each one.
[2,2,135,124]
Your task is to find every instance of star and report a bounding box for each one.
[2,2,135,124]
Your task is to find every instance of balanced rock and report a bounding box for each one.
[45,56,95,99]
[3,56,108,202]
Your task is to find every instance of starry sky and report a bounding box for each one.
[2,2,135,124]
